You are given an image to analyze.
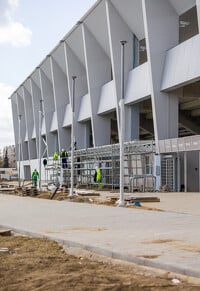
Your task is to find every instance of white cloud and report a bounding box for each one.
[0,83,15,149]
[0,0,32,47]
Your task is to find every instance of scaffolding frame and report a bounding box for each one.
[45,140,156,191]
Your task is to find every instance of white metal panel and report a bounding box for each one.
[97,81,116,114]
[125,62,150,104]
[31,126,36,139]
[62,104,72,127]
[78,94,91,122]
[50,111,58,132]
[161,35,200,91]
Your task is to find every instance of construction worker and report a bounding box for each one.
[32,169,39,187]
[60,149,68,169]
[53,151,59,161]
[94,166,102,183]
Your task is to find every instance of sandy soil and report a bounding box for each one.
[0,235,200,291]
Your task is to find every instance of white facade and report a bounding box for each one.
[10,0,200,190]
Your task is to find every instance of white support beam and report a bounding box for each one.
[142,0,179,148]
[105,0,133,139]
[82,24,111,147]
[64,42,88,149]
[196,0,200,32]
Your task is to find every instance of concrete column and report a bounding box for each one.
[50,56,71,151]
[142,0,179,146]
[11,94,19,159]
[64,43,88,150]
[39,62,56,157]
[82,24,111,147]
[105,0,133,139]
[16,90,28,161]
[22,84,37,159]
[30,75,43,158]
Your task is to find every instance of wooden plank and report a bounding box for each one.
[131,197,160,203]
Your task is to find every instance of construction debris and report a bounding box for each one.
[130,197,160,203]
[22,187,38,196]
[0,229,12,236]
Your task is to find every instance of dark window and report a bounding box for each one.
[179,6,199,43]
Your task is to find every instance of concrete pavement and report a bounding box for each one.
[0,193,200,278]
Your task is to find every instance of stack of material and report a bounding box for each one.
[22,187,38,196]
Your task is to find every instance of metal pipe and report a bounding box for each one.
[38,100,43,191]
[118,40,127,207]
[70,76,77,196]
[18,114,22,187]
[199,152,200,192]
[184,152,187,192]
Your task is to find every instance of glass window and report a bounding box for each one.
[139,38,147,65]
[179,6,199,43]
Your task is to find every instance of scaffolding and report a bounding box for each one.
[44,140,156,191]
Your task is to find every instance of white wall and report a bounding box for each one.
[161,35,200,91]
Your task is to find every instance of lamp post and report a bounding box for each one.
[18,114,22,188]
[38,99,43,191]
[118,40,127,207]
[70,76,77,196]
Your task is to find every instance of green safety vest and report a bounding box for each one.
[32,171,39,179]
[96,168,102,182]
[53,152,59,160]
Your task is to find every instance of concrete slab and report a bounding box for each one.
[0,193,200,278]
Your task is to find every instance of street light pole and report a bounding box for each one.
[70,76,77,196]
[38,99,43,191]
[18,114,22,188]
[119,40,127,207]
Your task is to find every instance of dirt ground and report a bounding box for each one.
[1,182,200,290]
[0,234,200,291]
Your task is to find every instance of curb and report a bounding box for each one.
[1,224,200,279]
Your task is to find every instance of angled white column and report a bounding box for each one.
[82,24,111,147]
[23,83,37,159]
[105,0,134,137]
[142,0,179,147]
[50,53,71,151]
[197,0,200,32]
[64,42,88,149]
[39,62,56,157]
[30,74,43,158]
[11,94,20,160]
[16,90,28,161]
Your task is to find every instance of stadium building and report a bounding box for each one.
[10,0,200,192]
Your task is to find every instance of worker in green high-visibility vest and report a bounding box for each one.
[94,167,102,183]
[32,169,39,187]
[53,151,59,161]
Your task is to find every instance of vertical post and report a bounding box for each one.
[38,100,43,191]
[70,76,77,196]
[119,40,127,207]
[184,152,187,192]
[18,114,22,187]
[199,151,200,192]
[177,152,180,192]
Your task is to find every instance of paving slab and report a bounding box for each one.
[0,193,200,278]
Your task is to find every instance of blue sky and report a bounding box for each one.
[0,0,96,150]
